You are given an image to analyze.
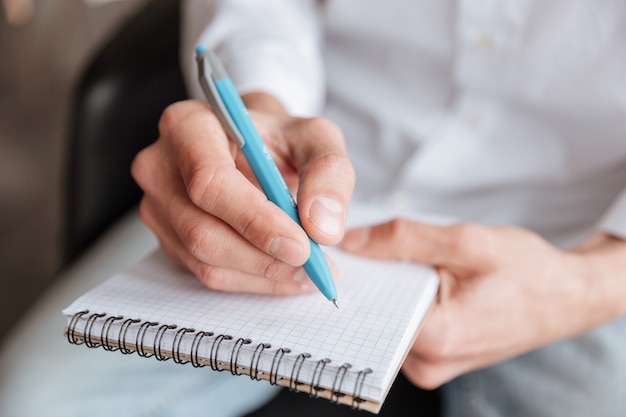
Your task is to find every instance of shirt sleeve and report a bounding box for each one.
[599,188,626,240]
[181,0,324,117]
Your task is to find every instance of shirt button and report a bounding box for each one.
[387,190,412,210]
[473,33,494,49]
[463,111,482,129]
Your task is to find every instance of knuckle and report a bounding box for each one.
[315,152,356,184]
[130,147,153,188]
[314,151,345,169]
[301,117,343,140]
[180,221,213,260]
[185,164,228,209]
[196,264,228,291]
[448,223,484,256]
[157,102,185,136]
[264,278,283,295]
[297,117,349,153]
[261,257,285,281]
[158,100,217,146]
[238,208,269,246]
[386,218,412,244]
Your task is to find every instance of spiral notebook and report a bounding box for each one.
[63,232,439,413]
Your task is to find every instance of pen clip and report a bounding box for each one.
[195,48,246,148]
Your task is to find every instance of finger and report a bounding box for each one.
[280,117,355,245]
[138,177,313,284]
[170,197,307,283]
[158,101,312,267]
[140,193,339,296]
[133,135,341,287]
[137,198,186,269]
[143,202,316,296]
[192,265,319,295]
[340,219,494,271]
[191,252,340,295]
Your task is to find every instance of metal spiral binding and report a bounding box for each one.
[351,368,373,410]
[269,347,291,385]
[67,311,373,408]
[118,317,140,354]
[101,315,122,351]
[172,327,196,364]
[84,312,105,348]
[190,331,213,368]
[154,324,177,361]
[209,334,232,371]
[289,352,311,390]
[136,321,158,357]
[310,358,331,396]
[330,363,352,403]
[250,343,271,380]
[230,338,252,375]
[67,310,89,345]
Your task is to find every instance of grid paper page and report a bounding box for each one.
[64,248,438,403]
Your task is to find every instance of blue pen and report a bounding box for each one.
[195,46,338,307]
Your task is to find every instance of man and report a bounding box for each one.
[1,1,624,416]
[132,1,626,415]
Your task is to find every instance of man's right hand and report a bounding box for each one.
[131,96,355,295]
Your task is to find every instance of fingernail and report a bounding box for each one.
[269,237,306,266]
[341,228,371,251]
[308,195,345,238]
[292,268,307,282]
[291,268,315,291]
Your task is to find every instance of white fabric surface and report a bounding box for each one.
[183,0,626,249]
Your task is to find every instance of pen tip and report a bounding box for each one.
[332,299,339,309]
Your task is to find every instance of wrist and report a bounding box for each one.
[568,233,626,323]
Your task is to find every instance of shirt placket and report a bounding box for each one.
[453,0,532,133]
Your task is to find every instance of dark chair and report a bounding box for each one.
[63,0,186,266]
[62,1,441,414]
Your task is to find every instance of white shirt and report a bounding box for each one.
[182,0,626,248]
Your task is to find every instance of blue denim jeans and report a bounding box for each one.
[442,317,626,417]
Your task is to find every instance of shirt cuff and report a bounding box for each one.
[599,188,626,240]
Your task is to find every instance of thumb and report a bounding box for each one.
[340,219,492,272]
[283,117,355,246]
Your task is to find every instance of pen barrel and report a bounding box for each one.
[215,79,336,301]
[303,242,337,301]
[215,79,298,218]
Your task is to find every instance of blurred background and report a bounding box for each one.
[0,0,148,344]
